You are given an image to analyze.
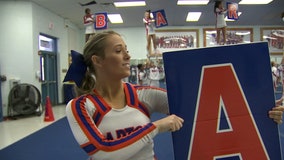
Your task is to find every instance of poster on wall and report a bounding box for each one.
[260,27,284,55]
[203,28,253,47]
[155,29,199,53]
[163,42,282,160]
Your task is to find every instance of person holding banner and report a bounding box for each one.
[63,30,284,160]
[84,8,96,42]
[143,10,158,57]
[214,1,227,45]
[64,30,184,160]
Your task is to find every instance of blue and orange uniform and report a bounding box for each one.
[66,83,168,160]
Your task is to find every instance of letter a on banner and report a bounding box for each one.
[162,42,282,160]
[95,12,108,30]
[188,64,268,159]
[152,9,168,28]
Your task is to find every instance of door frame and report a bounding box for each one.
[38,33,59,106]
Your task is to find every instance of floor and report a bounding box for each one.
[0,105,66,150]
[0,102,283,159]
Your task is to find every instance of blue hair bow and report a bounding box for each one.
[63,50,87,87]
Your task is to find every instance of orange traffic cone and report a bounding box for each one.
[44,96,55,122]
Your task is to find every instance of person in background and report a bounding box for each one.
[137,63,149,86]
[271,61,280,91]
[148,60,160,87]
[280,57,284,96]
[129,65,138,84]
[84,8,96,42]
[143,10,158,57]
[214,1,227,45]
[64,30,184,160]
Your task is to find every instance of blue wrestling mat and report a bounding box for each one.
[0,114,174,160]
[0,117,88,160]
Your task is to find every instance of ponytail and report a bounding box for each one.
[75,70,96,96]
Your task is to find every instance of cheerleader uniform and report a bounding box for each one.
[143,18,155,36]
[148,66,160,87]
[215,8,227,29]
[66,83,168,160]
[84,14,95,35]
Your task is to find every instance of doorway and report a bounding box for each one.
[39,34,58,105]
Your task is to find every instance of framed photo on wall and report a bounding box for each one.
[260,27,284,55]
[155,29,199,53]
[203,28,253,47]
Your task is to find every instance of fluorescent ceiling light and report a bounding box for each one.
[177,0,209,5]
[186,12,202,21]
[239,0,273,4]
[107,14,123,23]
[225,12,242,21]
[114,1,146,7]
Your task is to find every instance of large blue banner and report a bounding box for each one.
[163,42,282,159]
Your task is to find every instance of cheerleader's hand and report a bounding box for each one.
[269,106,284,124]
[153,114,184,133]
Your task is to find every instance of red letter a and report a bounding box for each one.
[188,64,268,159]
[155,12,167,27]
